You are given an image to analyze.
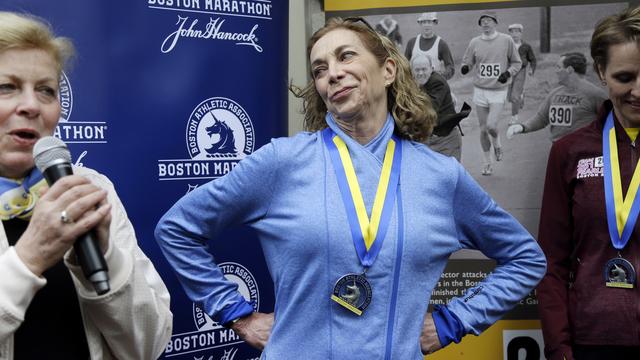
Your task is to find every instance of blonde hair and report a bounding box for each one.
[290,17,436,142]
[0,11,75,75]
[591,6,640,74]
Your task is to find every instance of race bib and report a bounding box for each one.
[549,105,573,127]
[478,63,500,78]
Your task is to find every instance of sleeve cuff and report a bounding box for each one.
[214,299,254,326]
[65,239,133,299]
[432,304,465,347]
[0,247,46,319]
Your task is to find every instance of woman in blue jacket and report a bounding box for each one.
[155,17,546,359]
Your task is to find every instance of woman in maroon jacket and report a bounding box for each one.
[537,6,640,360]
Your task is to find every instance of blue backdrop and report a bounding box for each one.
[1,1,288,358]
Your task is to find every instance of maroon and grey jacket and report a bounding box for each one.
[537,100,640,360]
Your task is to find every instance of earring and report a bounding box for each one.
[602,80,607,86]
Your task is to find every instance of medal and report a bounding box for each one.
[602,111,640,289]
[604,256,636,288]
[323,121,402,315]
[331,273,373,316]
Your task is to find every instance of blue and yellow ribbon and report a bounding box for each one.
[0,168,47,221]
[603,111,640,249]
[323,128,402,267]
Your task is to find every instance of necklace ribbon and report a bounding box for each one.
[323,128,402,267]
[603,111,640,249]
[0,168,47,220]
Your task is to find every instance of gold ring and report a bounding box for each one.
[60,210,73,224]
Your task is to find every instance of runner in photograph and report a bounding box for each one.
[461,11,522,175]
[411,54,463,160]
[375,15,402,48]
[507,23,537,125]
[506,52,607,142]
[405,12,455,80]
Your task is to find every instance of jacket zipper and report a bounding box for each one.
[384,188,404,360]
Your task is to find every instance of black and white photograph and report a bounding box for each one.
[357,1,628,237]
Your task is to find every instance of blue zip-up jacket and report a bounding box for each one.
[155,114,546,359]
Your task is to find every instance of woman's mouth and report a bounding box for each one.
[627,99,640,110]
[330,87,353,102]
[9,129,40,146]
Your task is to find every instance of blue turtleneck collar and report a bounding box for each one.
[325,112,396,163]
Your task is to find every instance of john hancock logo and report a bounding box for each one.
[163,262,260,357]
[158,97,254,181]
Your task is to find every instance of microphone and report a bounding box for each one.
[33,136,110,295]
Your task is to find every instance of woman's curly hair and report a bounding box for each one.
[290,17,436,142]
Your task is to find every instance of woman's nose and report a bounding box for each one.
[328,62,345,83]
[16,90,40,118]
[632,77,640,98]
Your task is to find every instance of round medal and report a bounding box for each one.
[331,273,372,316]
[604,257,636,289]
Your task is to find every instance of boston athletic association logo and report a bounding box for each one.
[187,97,254,161]
[163,262,260,357]
[58,72,73,123]
[158,97,255,181]
[53,71,108,145]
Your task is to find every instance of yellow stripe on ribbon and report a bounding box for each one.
[332,136,395,250]
[609,127,640,237]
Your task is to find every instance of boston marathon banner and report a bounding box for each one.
[327,0,627,359]
[1,0,287,359]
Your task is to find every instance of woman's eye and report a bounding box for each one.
[38,86,57,98]
[614,74,634,83]
[340,51,355,61]
[312,67,326,79]
[0,83,16,92]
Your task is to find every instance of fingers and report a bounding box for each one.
[93,203,113,254]
[41,175,109,225]
[67,203,112,238]
[40,175,91,200]
[59,186,108,224]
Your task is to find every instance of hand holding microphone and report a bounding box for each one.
[15,136,111,294]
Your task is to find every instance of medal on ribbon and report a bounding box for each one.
[323,128,402,315]
[602,111,639,289]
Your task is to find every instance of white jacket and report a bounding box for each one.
[0,166,172,359]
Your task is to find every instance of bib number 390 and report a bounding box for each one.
[549,105,573,127]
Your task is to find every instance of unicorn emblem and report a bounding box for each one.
[204,113,237,157]
[610,264,628,283]
[342,283,361,305]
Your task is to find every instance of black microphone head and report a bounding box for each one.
[33,136,71,172]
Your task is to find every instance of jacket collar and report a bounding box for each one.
[325,112,396,163]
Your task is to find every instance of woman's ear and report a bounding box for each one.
[384,57,397,85]
[596,63,606,82]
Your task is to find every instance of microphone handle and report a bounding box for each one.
[75,232,110,295]
[41,162,73,183]
[42,163,110,295]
